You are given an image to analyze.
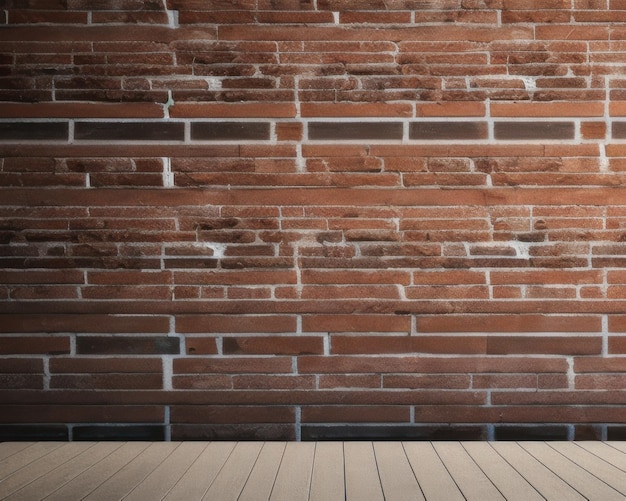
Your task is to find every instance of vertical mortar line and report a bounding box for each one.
[42,356,50,391]
[602,314,609,357]
[604,75,612,167]
[566,356,575,390]
[68,119,75,144]
[162,157,174,188]
[486,424,495,441]
[485,97,494,143]
[164,405,171,441]
[295,406,302,441]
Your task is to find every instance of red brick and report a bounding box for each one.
[174,357,294,374]
[491,102,605,117]
[331,335,488,355]
[49,358,162,373]
[0,336,70,355]
[487,336,602,355]
[0,315,170,333]
[298,356,567,374]
[222,336,324,355]
[302,314,411,333]
[176,315,297,333]
[319,374,381,389]
[416,315,602,333]
[232,375,316,390]
[384,374,470,390]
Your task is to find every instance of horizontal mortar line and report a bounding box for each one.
[4,187,626,207]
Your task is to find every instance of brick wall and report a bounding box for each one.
[1,0,626,441]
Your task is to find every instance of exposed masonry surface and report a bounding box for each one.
[3,1,626,441]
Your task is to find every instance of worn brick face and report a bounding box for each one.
[1,1,625,441]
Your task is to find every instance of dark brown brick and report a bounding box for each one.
[494,121,575,140]
[612,121,626,139]
[74,121,185,141]
[191,122,271,140]
[76,336,180,355]
[409,121,488,140]
[308,122,403,140]
[0,122,68,141]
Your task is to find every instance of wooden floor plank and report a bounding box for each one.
[373,441,425,501]
[202,441,264,501]
[0,442,35,462]
[0,442,94,499]
[549,442,626,495]
[163,441,235,501]
[576,441,626,471]
[239,442,286,501]
[5,442,122,501]
[270,442,316,501]
[1,440,626,500]
[44,442,152,501]
[520,441,625,501]
[491,442,586,501]
[344,441,384,501]
[403,442,464,501]
[0,442,65,480]
[607,441,626,455]
[309,442,345,501]
[124,442,207,501]
[84,442,179,501]
[462,442,544,501]
[433,442,506,501]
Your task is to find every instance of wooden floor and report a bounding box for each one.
[1,441,626,500]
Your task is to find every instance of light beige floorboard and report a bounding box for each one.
[462,442,544,501]
[124,442,207,501]
[269,442,316,501]
[520,441,624,501]
[2,440,626,500]
[491,442,586,501]
[201,441,264,501]
[607,441,626,455]
[0,442,94,499]
[0,442,35,462]
[433,441,506,500]
[84,442,179,501]
[343,441,384,501]
[373,441,424,501]
[309,442,345,501]
[576,441,626,471]
[402,442,465,501]
[549,442,626,495]
[0,442,65,480]
[239,442,286,501]
[44,442,152,501]
[5,442,121,501]
[164,441,235,501]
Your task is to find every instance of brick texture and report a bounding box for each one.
[1,1,625,441]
